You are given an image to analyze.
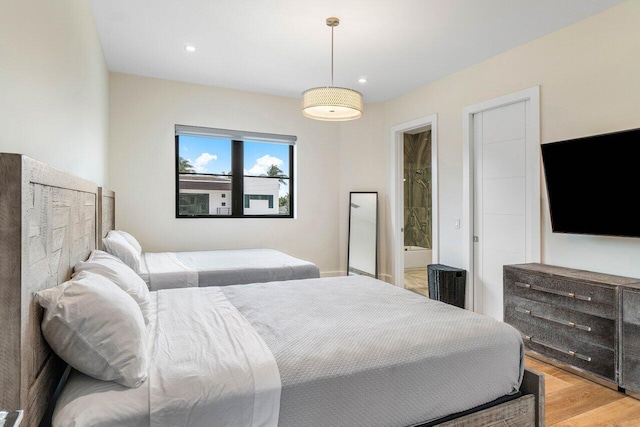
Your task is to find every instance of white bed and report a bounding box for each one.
[97,192,320,291]
[138,248,321,290]
[52,275,529,427]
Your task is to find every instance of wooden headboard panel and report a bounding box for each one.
[98,187,115,248]
[0,154,98,427]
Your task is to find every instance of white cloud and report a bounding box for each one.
[193,152,217,173]
[246,154,284,176]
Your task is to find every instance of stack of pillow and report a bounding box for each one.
[101,230,143,273]
[35,231,151,389]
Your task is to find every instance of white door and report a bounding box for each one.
[473,101,534,321]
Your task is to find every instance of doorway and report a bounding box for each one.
[403,127,432,296]
[462,87,541,317]
[391,115,439,291]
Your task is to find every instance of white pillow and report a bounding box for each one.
[35,270,148,388]
[114,230,142,255]
[74,250,151,325]
[103,230,141,273]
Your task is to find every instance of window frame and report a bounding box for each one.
[175,130,295,219]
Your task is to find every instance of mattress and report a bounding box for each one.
[139,248,320,290]
[53,276,524,427]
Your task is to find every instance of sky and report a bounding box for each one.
[179,135,290,197]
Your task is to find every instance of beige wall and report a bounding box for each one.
[0,0,109,185]
[109,73,341,274]
[107,1,640,279]
[340,0,640,279]
[338,103,388,278]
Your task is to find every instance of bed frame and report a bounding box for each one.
[97,187,115,249]
[0,154,98,427]
[0,153,545,427]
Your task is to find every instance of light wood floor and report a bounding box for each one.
[404,274,640,424]
[404,268,429,297]
[525,356,640,426]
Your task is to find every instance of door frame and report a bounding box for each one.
[390,114,439,288]
[462,86,541,312]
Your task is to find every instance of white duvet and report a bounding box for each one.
[151,287,281,426]
[143,252,198,290]
[53,276,523,427]
[52,289,281,427]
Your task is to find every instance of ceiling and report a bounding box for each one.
[90,0,626,103]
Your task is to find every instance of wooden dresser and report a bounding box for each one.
[504,263,640,393]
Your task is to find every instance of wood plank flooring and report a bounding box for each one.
[403,274,640,424]
[404,268,429,297]
[525,356,640,426]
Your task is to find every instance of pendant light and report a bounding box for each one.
[302,17,363,121]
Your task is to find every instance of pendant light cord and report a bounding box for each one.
[331,24,334,87]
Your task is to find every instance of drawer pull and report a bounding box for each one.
[515,307,592,331]
[515,282,592,302]
[522,335,592,362]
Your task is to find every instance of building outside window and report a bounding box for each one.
[176,125,295,218]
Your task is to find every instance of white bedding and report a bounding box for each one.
[53,277,523,427]
[143,252,198,290]
[53,289,281,427]
[140,249,320,291]
[150,287,280,427]
[51,294,158,427]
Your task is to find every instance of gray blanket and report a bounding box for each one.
[222,276,524,427]
[53,276,524,427]
[142,248,320,290]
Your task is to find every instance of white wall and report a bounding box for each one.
[109,73,341,274]
[338,103,388,278]
[0,0,109,185]
[340,0,640,279]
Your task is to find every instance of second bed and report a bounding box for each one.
[102,228,320,290]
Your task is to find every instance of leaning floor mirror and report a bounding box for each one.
[347,192,378,278]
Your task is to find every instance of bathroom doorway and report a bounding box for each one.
[403,127,432,296]
[391,114,438,291]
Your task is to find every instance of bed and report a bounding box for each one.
[98,189,320,290]
[0,153,545,427]
[52,275,530,426]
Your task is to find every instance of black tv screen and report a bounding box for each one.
[541,127,640,238]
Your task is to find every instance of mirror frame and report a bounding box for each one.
[347,191,379,278]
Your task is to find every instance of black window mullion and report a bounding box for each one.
[231,140,244,216]
[288,145,294,217]
[175,135,180,218]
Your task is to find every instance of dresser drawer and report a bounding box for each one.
[518,326,616,381]
[505,296,614,349]
[622,356,640,394]
[504,268,616,319]
[622,289,640,392]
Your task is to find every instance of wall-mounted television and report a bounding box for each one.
[541,127,640,238]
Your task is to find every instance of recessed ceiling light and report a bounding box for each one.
[358,78,367,83]
[185,45,196,52]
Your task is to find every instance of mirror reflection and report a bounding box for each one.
[347,192,378,278]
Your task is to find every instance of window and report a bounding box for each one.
[176,125,295,218]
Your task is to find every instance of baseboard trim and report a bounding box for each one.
[320,271,346,278]
[379,273,393,284]
[319,271,392,283]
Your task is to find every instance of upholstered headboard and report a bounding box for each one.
[0,154,99,427]
[98,187,115,248]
